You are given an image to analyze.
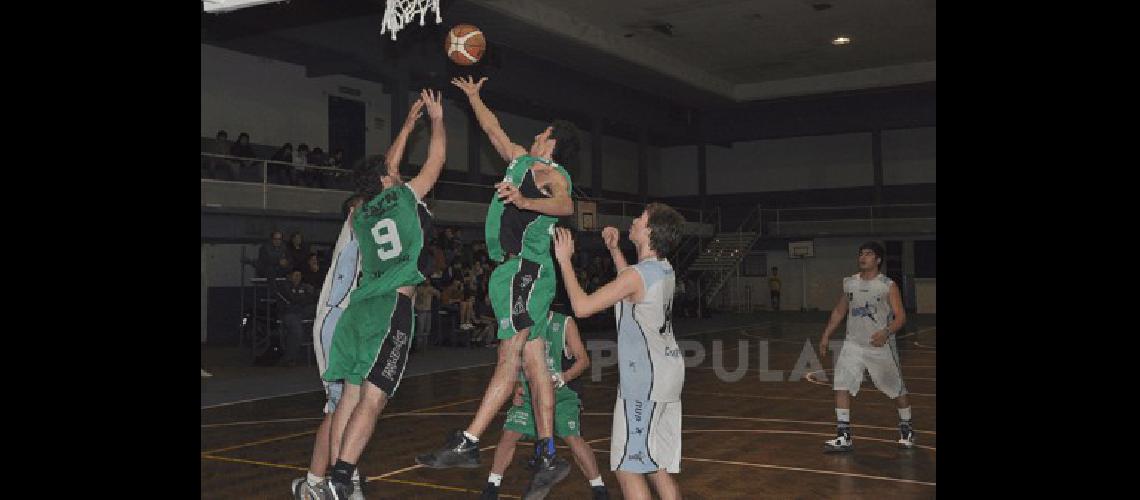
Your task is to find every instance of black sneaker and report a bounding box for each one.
[591,485,610,500]
[415,429,481,468]
[479,482,500,500]
[521,454,570,500]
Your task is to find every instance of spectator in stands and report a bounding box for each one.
[470,293,497,348]
[229,132,259,181]
[256,230,292,279]
[269,142,294,185]
[309,147,330,187]
[276,269,317,366]
[203,129,235,179]
[301,253,325,289]
[308,146,327,166]
[459,274,477,331]
[287,231,310,272]
[440,278,465,340]
[415,281,440,349]
[430,241,446,279]
[328,148,345,168]
[293,143,310,186]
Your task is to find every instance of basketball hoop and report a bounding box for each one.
[380,0,442,41]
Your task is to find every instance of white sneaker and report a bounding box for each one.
[824,431,853,453]
[898,423,916,449]
[291,477,331,500]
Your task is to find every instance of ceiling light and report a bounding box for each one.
[832,36,851,45]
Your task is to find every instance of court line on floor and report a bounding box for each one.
[201,397,482,429]
[201,323,771,411]
[687,366,936,380]
[202,397,483,451]
[202,416,326,429]
[199,453,522,498]
[369,412,939,437]
[678,429,934,451]
[592,437,939,487]
[804,370,934,396]
[204,430,318,455]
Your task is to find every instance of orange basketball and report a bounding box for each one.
[445,24,486,66]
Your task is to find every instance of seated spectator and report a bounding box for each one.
[229,132,259,181]
[308,147,327,166]
[293,143,310,186]
[255,230,291,279]
[269,143,294,185]
[430,241,446,279]
[300,253,324,289]
[470,293,497,348]
[459,274,478,330]
[203,129,236,179]
[286,231,310,272]
[275,270,317,365]
[328,148,344,168]
[439,278,464,340]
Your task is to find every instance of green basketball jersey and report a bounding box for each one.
[485,155,572,264]
[350,184,431,302]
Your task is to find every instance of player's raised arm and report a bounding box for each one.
[407,89,446,200]
[385,97,425,178]
[553,228,642,318]
[451,75,526,162]
[601,226,629,272]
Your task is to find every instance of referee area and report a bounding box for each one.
[201,311,936,499]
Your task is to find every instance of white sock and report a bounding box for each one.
[488,473,503,486]
[836,408,851,423]
[352,469,361,481]
[898,407,912,422]
[307,471,324,486]
[589,476,605,487]
[463,430,480,443]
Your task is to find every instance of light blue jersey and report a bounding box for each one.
[614,258,683,402]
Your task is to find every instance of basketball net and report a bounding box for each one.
[380,0,442,41]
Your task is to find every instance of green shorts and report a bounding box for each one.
[322,292,414,396]
[490,256,555,341]
[503,387,582,439]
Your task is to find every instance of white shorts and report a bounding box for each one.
[832,340,908,399]
[610,397,681,474]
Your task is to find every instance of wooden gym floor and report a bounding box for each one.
[202,315,936,499]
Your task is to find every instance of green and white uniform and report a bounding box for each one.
[484,155,572,341]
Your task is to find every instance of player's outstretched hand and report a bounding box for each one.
[554,227,575,263]
[818,336,830,359]
[450,75,488,97]
[421,89,443,120]
[602,226,620,250]
[402,98,425,130]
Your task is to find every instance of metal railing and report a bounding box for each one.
[764,203,936,236]
[201,152,714,225]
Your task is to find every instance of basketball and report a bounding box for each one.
[445,24,485,66]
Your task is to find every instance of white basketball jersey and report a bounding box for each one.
[614,258,684,402]
[843,272,894,347]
